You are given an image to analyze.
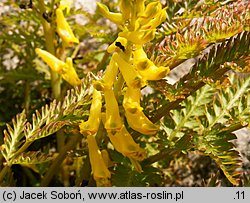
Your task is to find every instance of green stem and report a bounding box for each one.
[142,149,178,166]
[40,134,82,186]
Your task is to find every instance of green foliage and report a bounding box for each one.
[1,81,90,167]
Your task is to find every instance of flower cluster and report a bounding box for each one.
[35,3,80,86]
[79,0,169,186]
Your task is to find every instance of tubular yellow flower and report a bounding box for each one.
[138,64,169,81]
[56,8,79,47]
[87,134,111,187]
[62,57,81,86]
[96,2,123,25]
[133,46,170,80]
[125,110,159,135]
[108,125,146,161]
[104,89,122,134]
[80,89,102,136]
[35,48,65,73]
[35,48,80,86]
[123,87,158,135]
[113,52,146,88]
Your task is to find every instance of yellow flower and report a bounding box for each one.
[102,54,119,85]
[123,87,159,135]
[125,110,158,135]
[107,125,146,161]
[56,8,79,47]
[96,2,123,25]
[104,89,122,134]
[62,57,81,86]
[35,48,81,86]
[80,89,102,136]
[87,134,111,186]
[59,0,72,14]
[112,52,146,88]
[133,46,169,80]
[35,48,65,73]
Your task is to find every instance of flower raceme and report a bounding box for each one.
[35,48,81,86]
[79,0,168,186]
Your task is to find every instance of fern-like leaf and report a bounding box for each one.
[24,83,90,141]
[204,74,250,129]
[197,129,241,185]
[1,111,26,163]
[163,84,215,140]
[1,81,91,164]
[10,151,55,165]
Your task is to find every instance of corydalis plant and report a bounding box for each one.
[1,0,250,187]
